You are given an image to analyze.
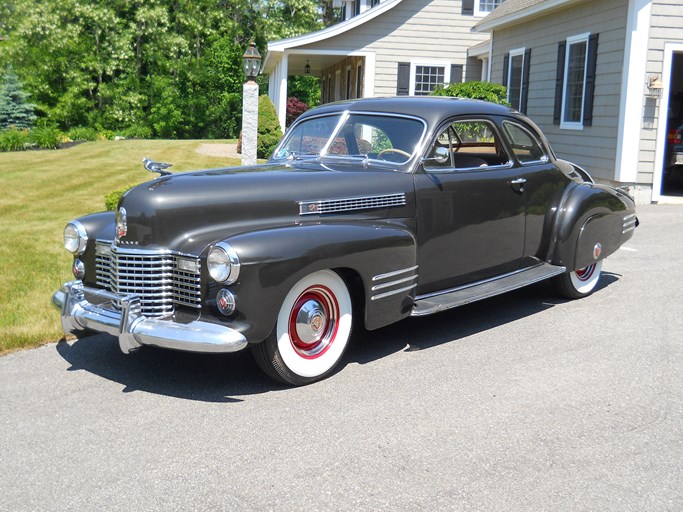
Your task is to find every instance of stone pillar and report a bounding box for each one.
[241,80,259,166]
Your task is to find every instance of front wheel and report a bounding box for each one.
[553,259,603,299]
[251,270,353,386]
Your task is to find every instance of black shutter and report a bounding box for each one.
[397,62,410,95]
[462,0,474,16]
[520,48,531,114]
[451,64,464,84]
[502,54,509,87]
[583,33,599,127]
[553,41,566,125]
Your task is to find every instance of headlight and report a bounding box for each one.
[207,242,240,284]
[64,221,88,255]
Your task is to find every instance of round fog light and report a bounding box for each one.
[72,259,85,279]
[216,289,236,316]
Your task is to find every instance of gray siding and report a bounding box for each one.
[489,0,628,182]
[297,0,490,96]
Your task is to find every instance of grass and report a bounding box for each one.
[0,139,241,354]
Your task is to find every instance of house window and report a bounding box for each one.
[475,0,503,16]
[412,64,449,96]
[554,33,598,128]
[561,33,589,129]
[507,48,525,110]
[346,67,352,99]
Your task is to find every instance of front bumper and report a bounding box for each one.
[52,281,248,354]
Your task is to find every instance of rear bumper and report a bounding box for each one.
[52,281,248,354]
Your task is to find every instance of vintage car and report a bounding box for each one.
[53,97,638,385]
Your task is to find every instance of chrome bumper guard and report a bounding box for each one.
[52,281,248,354]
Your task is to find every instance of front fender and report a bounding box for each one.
[549,183,635,270]
[212,221,418,343]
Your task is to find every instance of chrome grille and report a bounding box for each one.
[299,193,406,215]
[95,242,201,316]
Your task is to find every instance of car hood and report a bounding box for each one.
[116,162,414,254]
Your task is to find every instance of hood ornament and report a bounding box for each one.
[142,157,173,177]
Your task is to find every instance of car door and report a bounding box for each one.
[499,119,569,267]
[414,118,527,295]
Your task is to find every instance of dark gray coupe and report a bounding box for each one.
[53,97,637,385]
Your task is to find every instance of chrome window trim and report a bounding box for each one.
[501,120,550,166]
[272,111,428,168]
[421,117,514,173]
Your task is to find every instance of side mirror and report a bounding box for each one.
[421,146,449,165]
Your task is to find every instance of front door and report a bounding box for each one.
[415,118,526,295]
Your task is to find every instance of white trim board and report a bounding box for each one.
[614,0,652,184]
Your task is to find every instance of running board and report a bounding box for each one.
[411,263,567,317]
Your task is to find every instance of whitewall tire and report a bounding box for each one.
[553,259,603,299]
[252,270,353,385]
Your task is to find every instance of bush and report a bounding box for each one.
[0,128,29,151]
[257,95,283,159]
[286,97,309,127]
[29,125,63,149]
[122,125,152,139]
[431,81,510,106]
[105,185,137,211]
[68,126,98,141]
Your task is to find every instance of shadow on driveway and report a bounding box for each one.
[55,274,619,402]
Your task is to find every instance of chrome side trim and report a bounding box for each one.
[623,214,637,234]
[411,263,566,316]
[372,284,418,301]
[53,281,248,354]
[370,265,418,301]
[372,265,418,282]
[299,193,406,215]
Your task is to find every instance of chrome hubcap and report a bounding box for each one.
[295,299,328,344]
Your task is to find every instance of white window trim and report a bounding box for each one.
[474,0,502,17]
[560,32,590,131]
[409,59,451,96]
[507,47,525,109]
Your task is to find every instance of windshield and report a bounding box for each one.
[271,113,426,165]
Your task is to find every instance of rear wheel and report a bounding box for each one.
[553,259,603,299]
[251,270,353,386]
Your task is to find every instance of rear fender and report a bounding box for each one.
[549,183,636,270]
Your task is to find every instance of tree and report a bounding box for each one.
[431,81,510,106]
[0,68,36,130]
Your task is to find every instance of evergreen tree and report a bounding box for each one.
[0,68,36,130]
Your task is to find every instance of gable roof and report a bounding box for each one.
[263,0,405,73]
[473,0,587,32]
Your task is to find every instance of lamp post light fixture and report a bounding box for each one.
[241,42,261,166]
[242,42,262,82]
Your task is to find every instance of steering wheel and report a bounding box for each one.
[377,148,411,161]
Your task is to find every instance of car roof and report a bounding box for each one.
[299,96,518,126]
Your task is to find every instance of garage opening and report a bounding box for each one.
[662,52,683,197]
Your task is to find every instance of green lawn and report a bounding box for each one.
[0,139,241,353]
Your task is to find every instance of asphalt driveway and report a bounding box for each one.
[1,204,681,511]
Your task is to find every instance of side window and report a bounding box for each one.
[502,121,548,164]
[425,119,510,170]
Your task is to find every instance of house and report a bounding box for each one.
[474,0,683,204]
[263,0,502,129]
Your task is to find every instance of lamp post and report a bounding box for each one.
[241,42,262,166]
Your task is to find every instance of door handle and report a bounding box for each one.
[510,177,526,193]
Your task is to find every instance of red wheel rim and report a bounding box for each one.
[575,263,596,282]
[288,285,339,359]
